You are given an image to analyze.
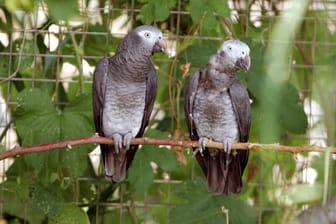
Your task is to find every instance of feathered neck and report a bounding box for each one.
[110,48,153,82]
[200,67,235,90]
[207,54,240,75]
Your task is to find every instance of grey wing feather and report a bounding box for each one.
[229,79,251,142]
[92,58,108,135]
[136,64,157,137]
[184,70,208,175]
[184,70,201,141]
[228,79,251,170]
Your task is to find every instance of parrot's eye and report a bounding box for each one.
[228,46,232,51]
[144,32,151,38]
[242,51,245,55]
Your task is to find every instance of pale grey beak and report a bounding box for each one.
[236,55,251,71]
[153,38,167,53]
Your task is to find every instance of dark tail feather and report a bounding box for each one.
[196,150,247,195]
[101,144,138,182]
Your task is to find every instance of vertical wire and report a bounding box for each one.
[32,3,39,89]
[105,0,111,57]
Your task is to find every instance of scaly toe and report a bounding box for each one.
[112,133,123,153]
[123,132,133,151]
[197,137,208,156]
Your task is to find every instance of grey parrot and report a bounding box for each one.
[184,40,251,195]
[93,25,166,182]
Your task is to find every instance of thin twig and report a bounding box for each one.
[0,135,335,161]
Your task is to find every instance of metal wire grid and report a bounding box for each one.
[0,0,334,223]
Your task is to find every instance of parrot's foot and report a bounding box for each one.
[223,138,233,167]
[194,137,208,156]
[123,132,133,151]
[223,138,233,154]
[112,133,123,153]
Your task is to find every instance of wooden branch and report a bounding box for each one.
[0,134,335,161]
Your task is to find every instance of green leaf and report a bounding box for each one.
[169,177,257,224]
[209,0,230,16]
[102,210,134,223]
[128,146,179,193]
[202,12,217,33]
[139,2,155,24]
[279,82,308,134]
[147,146,179,171]
[190,0,230,23]
[246,43,307,141]
[189,0,228,32]
[189,0,205,22]
[2,179,45,223]
[144,128,169,138]
[45,0,79,21]
[15,87,54,116]
[83,24,116,64]
[30,183,64,218]
[13,88,94,176]
[182,40,219,69]
[0,39,37,78]
[128,148,154,193]
[154,0,176,22]
[289,184,323,203]
[50,203,90,224]
[4,0,34,13]
[139,0,176,24]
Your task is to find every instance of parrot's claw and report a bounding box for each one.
[194,137,208,156]
[223,138,233,167]
[112,133,123,153]
[223,138,233,154]
[123,132,133,151]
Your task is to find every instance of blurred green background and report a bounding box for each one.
[0,0,335,223]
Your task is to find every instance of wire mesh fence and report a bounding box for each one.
[0,0,335,223]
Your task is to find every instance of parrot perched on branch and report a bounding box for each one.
[93,25,166,182]
[184,40,251,195]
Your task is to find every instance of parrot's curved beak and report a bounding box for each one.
[243,55,251,71]
[236,55,251,71]
[153,38,167,53]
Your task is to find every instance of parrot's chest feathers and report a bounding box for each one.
[102,78,146,137]
[193,86,239,142]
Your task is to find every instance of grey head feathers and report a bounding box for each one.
[117,25,166,56]
[208,39,251,73]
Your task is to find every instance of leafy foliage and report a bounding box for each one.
[45,0,79,20]
[138,0,176,24]
[189,0,229,33]
[128,145,180,193]
[13,88,94,177]
[170,178,257,224]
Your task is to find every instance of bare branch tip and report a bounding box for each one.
[248,144,255,149]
